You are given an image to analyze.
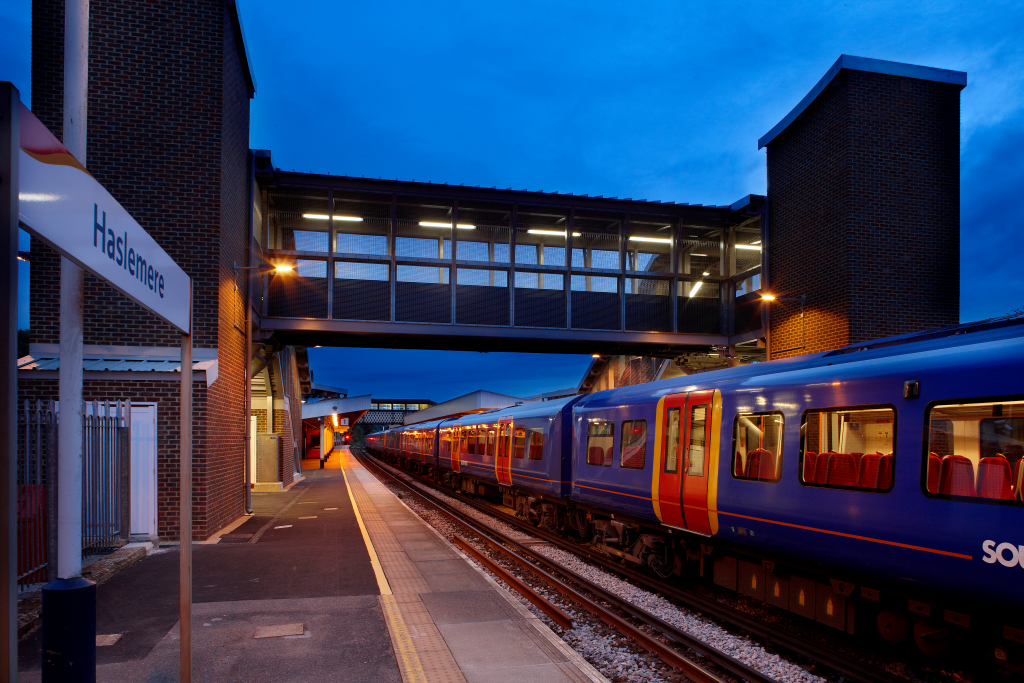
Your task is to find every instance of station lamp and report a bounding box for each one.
[234,262,293,274]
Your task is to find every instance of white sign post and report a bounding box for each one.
[5,89,195,682]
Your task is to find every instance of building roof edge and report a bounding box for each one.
[757,54,966,150]
[226,0,257,97]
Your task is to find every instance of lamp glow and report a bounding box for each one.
[691,253,708,257]
[689,281,703,297]
[736,244,762,250]
[526,229,582,237]
[274,264,294,273]
[629,236,672,244]
[419,221,476,230]
[761,294,776,301]
[302,213,363,221]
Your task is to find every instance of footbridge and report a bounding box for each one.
[249,151,767,357]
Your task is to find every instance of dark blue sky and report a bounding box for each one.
[3,1,1023,401]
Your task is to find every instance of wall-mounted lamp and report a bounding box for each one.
[234,262,293,274]
[762,293,807,357]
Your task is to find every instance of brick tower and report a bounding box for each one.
[761,55,965,358]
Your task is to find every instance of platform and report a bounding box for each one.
[17,448,605,683]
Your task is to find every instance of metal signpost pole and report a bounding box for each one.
[180,288,192,683]
[1,80,21,683]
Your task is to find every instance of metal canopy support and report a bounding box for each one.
[1,80,21,683]
[180,289,193,683]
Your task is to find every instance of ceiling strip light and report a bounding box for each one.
[526,229,582,237]
[302,213,363,222]
[628,236,672,244]
[419,221,476,230]
[736,244,762,250]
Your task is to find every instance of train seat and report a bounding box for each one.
[858,453,882,488]
[803,452,818,483]
[850,452,864,470]
[927,454,942,493]
[735,451,745,478]
[825,453,858,487]
[877,454,893,489]
[745,449,775,481]
[977,457,1014,500]
[1016,458,1024,501]
[815,452,834,485]
[529,444,543,460]
[588,446,605,466]
[938,455,977,497]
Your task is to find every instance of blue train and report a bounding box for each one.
[366,317,1024,669]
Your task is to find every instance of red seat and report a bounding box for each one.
[938,455,977,497]
[927,454,942,493]
[877,454,893,489]
[588,446,604,465]
[803,452,818,483]
[826,453,858,487]
[977,457,1014,500]
[858,453,882,489]
[745,449,776,481]
[1014,458,1024,500]
[850,452,864,471]
[815,452,834,484]
[529,444,543,460]
[735,451,745,478]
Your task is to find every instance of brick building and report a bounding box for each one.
[761,55,965,358]
[19,0,306,541]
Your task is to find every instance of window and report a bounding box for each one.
[371,403,379,410]
[620,420,647,469]
[486,429,496,457]
[688,405,706,476]
[732,412,784,483]
[379,403,392,411]
[587,421,614,466]
[514,427,526,458]
[528,428,544,460]
[801,406,895,491]
[393,404,406,411]
[466,430,476,455]
[664,408,680,473]
[925,399,1024,503]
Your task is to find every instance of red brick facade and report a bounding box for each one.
[27,0,254,539]
[765,68,962,358]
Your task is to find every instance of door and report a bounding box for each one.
[451,428,461,473]
[658,395,687,528]
[495,418,513,485]
[130,404,158,537]
[681,390,714,535]
[250,415,257,485]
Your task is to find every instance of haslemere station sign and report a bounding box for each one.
[2,84,196,682]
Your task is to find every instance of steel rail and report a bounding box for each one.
[359,449,911,683]
[358,452,770,683]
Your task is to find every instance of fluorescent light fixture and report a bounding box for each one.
[629,236,672,244]
[736,244,762,250]
[752,240,761,244]
[302,213,363,221]
[689,281,703,297]
[691,253,708,257]
[703,271,710,276]
[419,221,476,230]
[526,229,581,237]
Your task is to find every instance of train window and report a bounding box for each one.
[664,408,680,473]
[587,421,615,466]
[800,405,895,491]
[688,405,706,476]
[465,430,476,455]
[731,412,784,483]
[528,428,544,460]
[486,429,496,457]
[924,399,1024,504]
[514,427,526,458]
[620,420,647,469]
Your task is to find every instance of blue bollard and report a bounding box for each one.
[41,577,97,682]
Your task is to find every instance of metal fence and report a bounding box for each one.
[16,399,131,591]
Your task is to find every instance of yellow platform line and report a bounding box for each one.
[340,452,428,683]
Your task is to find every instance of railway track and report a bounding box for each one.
[355,448,913,683]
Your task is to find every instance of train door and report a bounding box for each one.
[495,418,513,485]
[657,390,720,535]
[658,394,687,528]
[681,390,714,535]
[451,428,461,473]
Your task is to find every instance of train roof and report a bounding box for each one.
[445,395,578,425]
[578,315,1024,406]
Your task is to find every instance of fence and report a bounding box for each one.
[16,399,131,591]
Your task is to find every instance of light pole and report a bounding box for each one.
[761,293,806,359]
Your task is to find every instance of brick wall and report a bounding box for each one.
[766,68,961,358]
[29,0,253,538]
[251,408,268,435]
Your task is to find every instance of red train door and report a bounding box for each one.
[657,394,687,528]
[681,390,714,535]
[495,418,513,485]
[451,428,461,473]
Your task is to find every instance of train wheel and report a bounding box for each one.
[913,617,950,658]
[877,608,910,644]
